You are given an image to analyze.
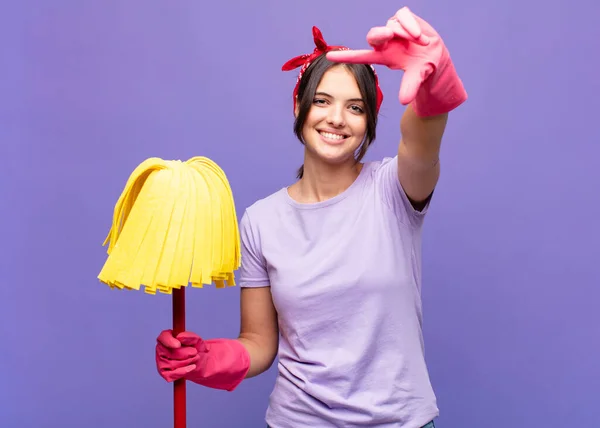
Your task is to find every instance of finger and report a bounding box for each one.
[394,7,421,39]
[326,49,385,66]
[398,65,430,105]
[175,331,199,339]
[175,331,200,344]
[390,7,430,46]
[157,353,200,371]
[386,19,416,42]
[365,26,394,47]
[156,343,198,360]
[157,330,181,349]
[159,364,197,383]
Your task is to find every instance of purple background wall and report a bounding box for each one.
[2,0,599,427]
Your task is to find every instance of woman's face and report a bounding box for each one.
[297,65,368,167]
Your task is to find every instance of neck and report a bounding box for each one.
[290,154,362,204]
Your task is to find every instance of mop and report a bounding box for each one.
[97,156,241,428]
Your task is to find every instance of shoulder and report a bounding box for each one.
[361,156,401,191]
[239,186,289,237]
[237,187,292,286]
[364,156,429,227]
[365,156,398,175]
[243,187,287,220]
[238,190,289,286]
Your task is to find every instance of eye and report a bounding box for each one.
[312,98,327,105]
[350,104,364,114]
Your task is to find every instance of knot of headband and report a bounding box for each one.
[281,26,384,113]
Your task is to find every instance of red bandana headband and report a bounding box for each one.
[281,26,384,114]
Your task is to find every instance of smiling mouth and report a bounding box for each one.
[318,130,349,141]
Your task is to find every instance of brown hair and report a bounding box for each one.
[293,53,379,179]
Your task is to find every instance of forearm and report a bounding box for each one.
[397,104,448,203]
[399,103,448,167]
[237,332,278,378]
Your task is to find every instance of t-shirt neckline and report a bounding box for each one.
[281,162,372,210]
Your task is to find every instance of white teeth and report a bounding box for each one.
[320,132,346,140]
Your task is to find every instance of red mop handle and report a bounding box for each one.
[172,287,186,428]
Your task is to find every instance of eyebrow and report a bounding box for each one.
[315,91,364,103]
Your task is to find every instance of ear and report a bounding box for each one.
[294,97,299,118]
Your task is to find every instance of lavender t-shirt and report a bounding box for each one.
[238,156,439,428]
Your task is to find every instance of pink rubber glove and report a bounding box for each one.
[326,6,467,117]
[155,330,250,391]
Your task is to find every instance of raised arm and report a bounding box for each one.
[326,7,467,207]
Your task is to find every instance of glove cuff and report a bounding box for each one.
[412,54,467,117]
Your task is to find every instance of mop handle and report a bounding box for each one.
[173,287,186,428]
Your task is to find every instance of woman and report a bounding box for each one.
[155,6,467,428]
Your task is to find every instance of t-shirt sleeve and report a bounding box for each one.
[237,209,271,288]
[373,155,430,229]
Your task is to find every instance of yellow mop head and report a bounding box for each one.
[97,156,241,295]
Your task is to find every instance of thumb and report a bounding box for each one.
[398,64,432,105]
[157,330,181,349]
[177,331,209,352]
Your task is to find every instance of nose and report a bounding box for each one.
[326,104,345,127]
